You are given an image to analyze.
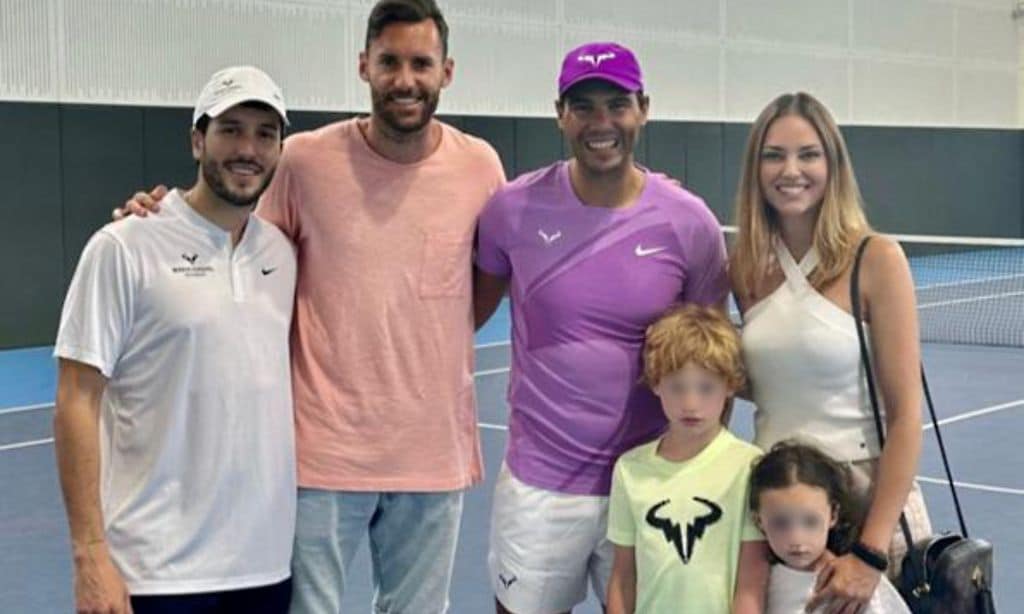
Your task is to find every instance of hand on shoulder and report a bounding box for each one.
[112,185,168,220]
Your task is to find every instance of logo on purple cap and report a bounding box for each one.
[578,52,616,67]
[558,42,643,95]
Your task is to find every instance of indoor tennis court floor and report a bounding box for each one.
[1,301,1021,612]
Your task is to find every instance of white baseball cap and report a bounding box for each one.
[192,65,289,127]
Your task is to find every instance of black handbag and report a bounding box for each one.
[850,236,996,614]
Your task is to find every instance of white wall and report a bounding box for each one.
[1,0,1020,127]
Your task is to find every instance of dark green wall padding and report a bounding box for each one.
[1,101,1020,348]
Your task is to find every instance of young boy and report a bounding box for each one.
[606,305,768,613]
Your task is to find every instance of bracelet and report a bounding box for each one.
[850,541,889,572]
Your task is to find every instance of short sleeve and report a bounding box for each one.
[740,461,765,542]
[606,459,636,546]
[54,231,135,378]
[255,137,300,241]
[483,141,507,195]
[474,190,512,278]
[680,202,729,307]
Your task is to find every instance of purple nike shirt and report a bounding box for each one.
[476,161,728,495]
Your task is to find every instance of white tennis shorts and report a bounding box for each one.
[488,463,614,613]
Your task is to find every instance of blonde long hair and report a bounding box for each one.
[731,92,870,298]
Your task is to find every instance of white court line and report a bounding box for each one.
[474,367,510,378]
[916,272,1024,292]
[482,399,1024,434]
[0,341,515,416]
[916,476,1024,496]
[923,399,1024,430]
[478,426,1024,496]
[477,425,1024,496]
[475,341,511,350]
[3,364,1021,481]
[0,366,513,451]
[5,433,1023,497]
[0,402,53,416]
[0,345,515,416]
[918,289,1024,310]
[0,437,53,452]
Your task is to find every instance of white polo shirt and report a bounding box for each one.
[55,189,297,595]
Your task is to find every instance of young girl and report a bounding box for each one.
[606,305,767,614]
[750,441,910,613]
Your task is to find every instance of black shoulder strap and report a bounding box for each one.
[849,236,969,542]
[850,237,887,444]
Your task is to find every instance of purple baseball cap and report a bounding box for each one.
[558,42,644,96]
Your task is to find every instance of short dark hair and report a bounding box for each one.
[194,101,285,135]
[365,0,449,57]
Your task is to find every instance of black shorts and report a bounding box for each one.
[130,577,291,614]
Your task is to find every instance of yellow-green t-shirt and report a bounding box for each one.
[607,429,764,613]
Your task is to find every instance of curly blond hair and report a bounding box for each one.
[642,304,745,392]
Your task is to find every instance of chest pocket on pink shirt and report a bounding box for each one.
[419,230,471,298]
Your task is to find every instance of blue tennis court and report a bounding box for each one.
[2,283,1022,611]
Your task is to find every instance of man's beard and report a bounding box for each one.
[370,87,441,135]
[201,158,276,208]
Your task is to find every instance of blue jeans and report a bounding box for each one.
[290,488,464,614]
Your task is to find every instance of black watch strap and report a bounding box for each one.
[850,541,889,572]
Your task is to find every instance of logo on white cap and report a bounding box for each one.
[192,66,288,127]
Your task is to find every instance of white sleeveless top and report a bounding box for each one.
[741,242,881,461]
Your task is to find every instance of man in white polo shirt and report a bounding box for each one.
[53,66,297,614]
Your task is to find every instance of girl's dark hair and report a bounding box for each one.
[749,440,864,555]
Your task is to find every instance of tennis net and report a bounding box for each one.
[724,228,1024,347]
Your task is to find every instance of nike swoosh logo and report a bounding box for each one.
[261,267,276,275]
[635,245,667,257]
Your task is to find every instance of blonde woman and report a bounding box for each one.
[731,92,931,614]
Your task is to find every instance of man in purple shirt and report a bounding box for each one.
[473,42,729,614]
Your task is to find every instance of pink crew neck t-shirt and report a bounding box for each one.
[258,118,505,491]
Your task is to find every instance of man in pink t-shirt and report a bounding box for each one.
[121,1,504,612]
[264,2,503,612]
[474,42,729,614]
